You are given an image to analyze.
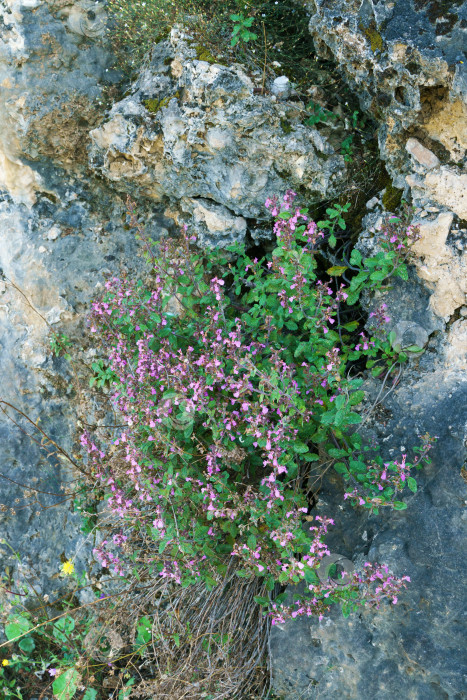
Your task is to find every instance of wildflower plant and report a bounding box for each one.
[80,191,432,627]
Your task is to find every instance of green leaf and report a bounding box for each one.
[328,234,337,248]
[342,320,359,331]
[158,537,171,554]
[395,265,408,281]
[349,390,365,406]
[253,595,269,606]
[83,690,98,700]
[349,249,362,266]
[407,477,417,493]
[5,616,31,641]
[302,452,320,462]
[236,569,248,577]
[334,462,348,475]
[345,292,360,306]
[136,616,152,646]
[370,270,387,282]
[405,345,424,354]
[393,501,408,510]
[293,441,308,454]
[52,669,80,700]
[18,636,35,653]
[327,266,348,276]
[328,447,348,458]
[247,534,257,550]
[334,394,346,410]
[304,568,319,585]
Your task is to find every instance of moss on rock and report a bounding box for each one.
[382,181,403,211]
[360,20,383,53]
[143,92,180,114]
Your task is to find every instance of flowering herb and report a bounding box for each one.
[83,191,429,624]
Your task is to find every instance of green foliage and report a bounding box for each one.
[305,100,337,126]
[344,213,420,306]
[317,202,350,248]
[0,562,125,700]
[230,13,258,47]
[89,359,117,389]
[50,333,72,360]
[82,191,426,637]
[341,134,354,162]
[52,668,80,700]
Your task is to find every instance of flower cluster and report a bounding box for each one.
[81,191,421,623]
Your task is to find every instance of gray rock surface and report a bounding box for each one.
[89,27,345,246]
[0,0,145,598]
[306,0,467,186]
[0,180,144,599]
[270,273,467,699]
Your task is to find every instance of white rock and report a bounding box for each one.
[271,76,290,100]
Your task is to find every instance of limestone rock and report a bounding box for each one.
[0,0,143,596]
[0,0,118,204]
[271,273,467,699]
[307,0,467,184]
[411,212,467,319]
[89,28,345,243]
[306,1,467,323]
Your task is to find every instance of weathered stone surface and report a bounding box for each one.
[0,0,144,597]
[89,28,345,245]
[0,179,145,598]
[306,1,467,329]
[405,137,439,169]
[271,274,467,699]
[0,0,119,203]
[307,0,467,184]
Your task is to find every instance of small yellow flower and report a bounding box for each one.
[61,560,75,576]
[2,659,9,666]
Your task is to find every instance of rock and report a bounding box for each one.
[410,168,467,221]
[307,0,467,184]
[0,0,119,205]
[89,28,346,236]
[411,212,467,319]
[358,208,466,321]
[405,137,440,169]
[271,273,467,699]
[271,75,291,99]
[0,183,144,597]
[271,6,467,683]
[0,0,146,596]
[179,197,247,248]
[306,2,467,322]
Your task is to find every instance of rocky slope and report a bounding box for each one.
[0,1,343,596]
[269,2,467,698]
[0,1,465,697]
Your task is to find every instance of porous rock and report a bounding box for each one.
[306,0,467,183]
[305,0,467,321]
[89,27,345,245]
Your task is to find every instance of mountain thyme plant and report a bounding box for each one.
[82,191,433,626]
